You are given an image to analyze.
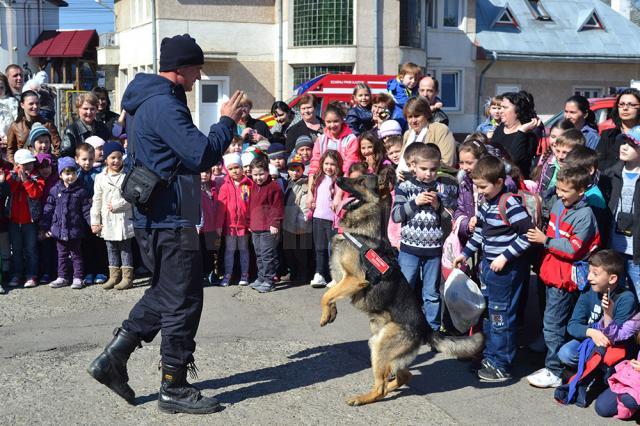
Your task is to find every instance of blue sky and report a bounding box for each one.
[59,0,115,34]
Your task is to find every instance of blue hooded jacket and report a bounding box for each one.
[121,73,235,228]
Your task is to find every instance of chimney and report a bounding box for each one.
[611,0,632,19]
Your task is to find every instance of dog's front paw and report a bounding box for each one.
[320,303,337,326]
[346,395,364,406]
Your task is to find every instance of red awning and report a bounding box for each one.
[28,30,98,58]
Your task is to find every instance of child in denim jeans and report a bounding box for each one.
[525,166,600,388]
[392,143,457,331]
[453,155,532,382]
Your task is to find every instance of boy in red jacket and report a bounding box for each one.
[248,155,283,293]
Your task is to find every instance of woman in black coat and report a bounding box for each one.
[285,93,323,153]
[596,88,640,171]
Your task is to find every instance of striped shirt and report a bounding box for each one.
[462,189,532,261]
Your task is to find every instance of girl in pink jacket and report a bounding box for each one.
[215,153,252,287]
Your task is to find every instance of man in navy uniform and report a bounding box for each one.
[88,34,244,414]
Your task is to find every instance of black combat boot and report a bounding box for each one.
[87,327,141,404]
[157,363,223,414]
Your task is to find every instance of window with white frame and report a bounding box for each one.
[574,87,604,99]
[131,0,151,26]
[443,0,461,27]
[440,71,461,110]
[293,0,354,47]
[426,0,437,28]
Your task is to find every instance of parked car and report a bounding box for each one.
[260,73,395,127]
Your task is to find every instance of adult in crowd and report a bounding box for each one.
[491,91,539,179]
[563,95,600,150]
[237,95,271,144]
[397,96,456,172]
[6,90,61,163]
[270,101,300,139]
[418,75,448,125]
[0,73,18,147]
[88,34,244,415]
[60,93,110,157]
[5,64,23,101]
[371,92,407,132]
[597,88,640,171]
[285,94,323,153]
[92,86,121,137]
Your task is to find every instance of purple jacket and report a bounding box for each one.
[596,311,640,343]
[453,172,518,243]
[40,179,91,241]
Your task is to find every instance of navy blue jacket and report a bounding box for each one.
[567,284,637,340]
[121,73,235,228]
[345,105,373,136]
[40,179,91,241]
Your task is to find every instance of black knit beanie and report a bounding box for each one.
[159,34,204,72]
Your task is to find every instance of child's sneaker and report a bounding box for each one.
[273,275,280,283]
[24,278,38,288]
[94,274,107,284]
[478,363,512,382]
[49,277,68,288]
[39,274,51,284]
[70,278,85,289]
[0,284,5,294]
[326,280,336,288]
[8,276,21,287]
[310,273,327,288]
[239,274,250,286]
[219,275,231,287]
[84,274,95,285]
[526,368,562,388]
[250,279,264,289]
[254,282,275,293]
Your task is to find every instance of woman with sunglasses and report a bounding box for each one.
[597,88,640,171]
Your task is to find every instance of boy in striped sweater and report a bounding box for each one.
[525,165,600,388]
[453,155,532,383]
[392,143,458,332]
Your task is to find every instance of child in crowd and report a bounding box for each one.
[561,250,636,371]
[309,150,342,288]
[476,96,503,139]
[211,162,225,191]
[215,153,252,287]
[387,62,421,118]
[37,153,58,284]
[25,122,53,155]
[526,166,601,388]
[564,146,606,210]
[294,135,313,175]
[241,151,255,177]
[345,83,373,136]
[378,119,403,143]
[392,143,458,332]
[601,127,640,301]
[595,339,640,420]
[226,135,243,154]
[533,119,574,185]
[308,102,358,188]
[0,155,12,290]
[75,142,107,285]
[247,155,283,293]
[384,135,403,167]
[86,136,105,170]
[40,156,91,289]
[7,149,44,288]
[282,154,313,284]
[267,143,289,180]
[453,155,532,382]
[196,168,220,285]
[358,130,390,174]
[90,142,135,290]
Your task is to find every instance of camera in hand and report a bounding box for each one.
[615,211,633,237]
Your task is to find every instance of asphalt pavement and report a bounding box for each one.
[0,279,611,425]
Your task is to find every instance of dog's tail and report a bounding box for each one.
[425,331,484,359]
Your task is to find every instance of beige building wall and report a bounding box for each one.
[480,61,640,117]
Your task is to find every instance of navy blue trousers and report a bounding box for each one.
[123,227,203,366]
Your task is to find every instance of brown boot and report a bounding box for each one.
[102,267,122,290]
[115,267,134,290]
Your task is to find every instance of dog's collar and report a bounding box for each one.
[343,232,390,276]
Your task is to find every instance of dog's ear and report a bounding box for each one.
[363,174,379,192]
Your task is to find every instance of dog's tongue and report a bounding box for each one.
[337,196,355,212]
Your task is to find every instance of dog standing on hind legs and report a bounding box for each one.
[320,175,484,406]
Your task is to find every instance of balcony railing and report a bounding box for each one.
[99,32,118,47]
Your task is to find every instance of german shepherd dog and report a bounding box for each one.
[320,175,484,406]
